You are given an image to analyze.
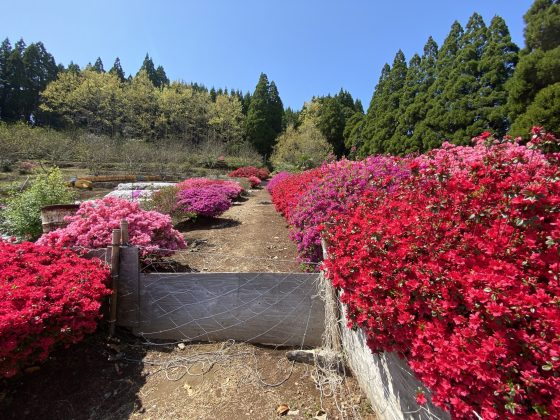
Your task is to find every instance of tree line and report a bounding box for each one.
[0,40,285,159]
[343,0,559,156]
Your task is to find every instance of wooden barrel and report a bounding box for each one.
[40,204,80,233]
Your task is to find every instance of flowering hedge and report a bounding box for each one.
[323,131,560,418]
[37,197,186,255]
[176,178,244,200]
[0,241,111,377]
[267,158,409,262]
[228,166,269,180]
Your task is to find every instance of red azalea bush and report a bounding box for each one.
[228,166,269,180]
[37,197,186,255]
[247,176,261,188]
[267,168,324,220]
[0,241,111,377]
[323,131,560,418]
[289,157,409,263]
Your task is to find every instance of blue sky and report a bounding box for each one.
[1,0,534,109]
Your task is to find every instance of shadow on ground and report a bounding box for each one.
[0,327,147,420]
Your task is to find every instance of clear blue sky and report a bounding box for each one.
[1,0,534,109]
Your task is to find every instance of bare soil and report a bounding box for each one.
[0,185,375,420]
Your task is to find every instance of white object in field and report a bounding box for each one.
[114,182,176,191]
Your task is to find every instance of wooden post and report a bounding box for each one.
[321,238,342,353]
[109,229,121,336]
[120,219,129,245]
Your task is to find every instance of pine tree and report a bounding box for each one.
[443,13,489,144]
[388,53,422,154]
[354,99,364,113]
[22,42,58,122]
[109,57,126,82]
[508,0,560,135]
[363,51,407,154]
[405,36,439,153]
[423,21,464,150]
[2,39,26,121]
[209,87,217,102]
[361,63,390,155]
[478,16,519,136]
[0,38,12,119]
[138,53,157,85]
[241,91,251,115]
[268,81,284,135]
[66,61,81,74]
[93,57,105,73]
[154,65,169,87]
[245,73,276,157]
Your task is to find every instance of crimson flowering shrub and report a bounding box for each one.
[176,178,244,200]
[266,171,291,193]
[228,166,269,180]
[176,187,232,218]
[0,241,111,377]
[247,176,261,188]
[267,168,324,220]
[37,197,186,255]
[323,131,560,418]
[288,157,409,263]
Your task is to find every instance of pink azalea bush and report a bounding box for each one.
[37,197,186,255]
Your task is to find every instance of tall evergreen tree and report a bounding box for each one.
[508,0,560,135]
[423,21,464,150]
[92,57,105,73]
[0,38,12,119]
[442,13,489,144]
[109,57,126,82]
[388,53,423,154]
[21,42,58,122]
[363,50,407,154]
[361,63,391,155]
[66,61,81,74]
[478,16,519,136]
[245,73,277,157]
[404,36,439,153]
[154,65,169,87]
[138,54,157,85]
[241,91,251,115]
[2,39,26,121]
[268,81,284,135]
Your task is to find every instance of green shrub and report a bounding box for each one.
[2,168,76,240]
[141,186,196,225]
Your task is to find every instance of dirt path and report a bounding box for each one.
[176,185,304,273]
[0,185,375,420]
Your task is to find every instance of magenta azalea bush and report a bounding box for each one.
[37,197,186,255]
[176,187,232,218]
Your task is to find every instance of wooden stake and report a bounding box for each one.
[109,229,121,336]
[321,238,342,353]
[120,219,129,245]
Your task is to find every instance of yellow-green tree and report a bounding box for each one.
[271,120,332,171]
